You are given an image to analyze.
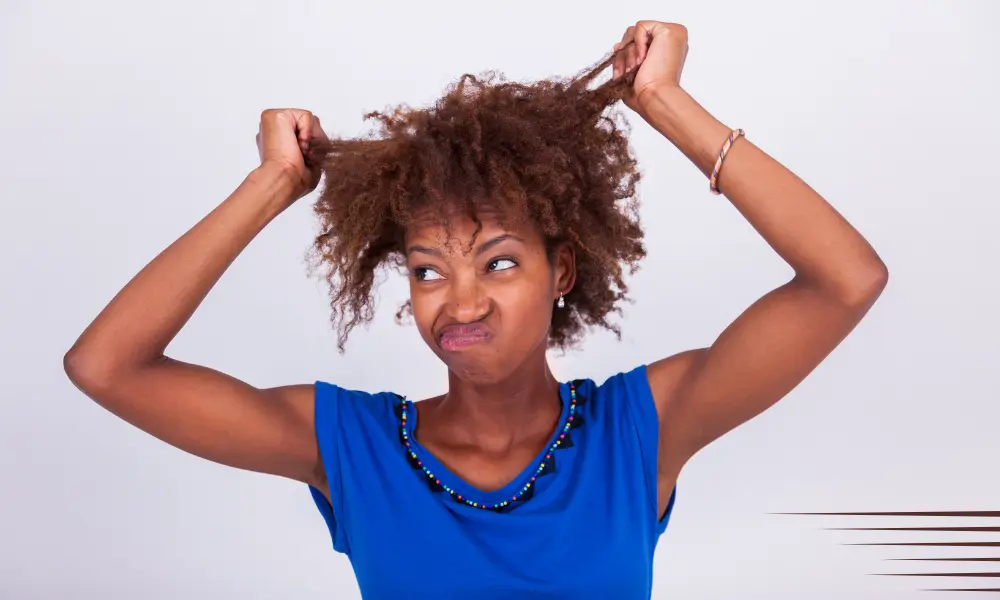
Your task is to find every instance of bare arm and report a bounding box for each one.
[64,109,331,490]
[643,86,887,456]
[614,23,888,516]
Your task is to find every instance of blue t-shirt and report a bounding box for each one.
[308,364,676,599]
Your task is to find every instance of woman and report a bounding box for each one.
[64,20,887,598]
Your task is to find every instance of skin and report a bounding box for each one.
[64,21,887,525]
[402,208,575,491]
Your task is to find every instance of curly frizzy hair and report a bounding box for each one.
[311,49,646,352]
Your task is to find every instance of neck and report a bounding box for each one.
[437,348,562,449]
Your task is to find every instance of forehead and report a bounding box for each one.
[404,205,543,249]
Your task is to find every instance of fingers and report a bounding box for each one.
[613,25,648,80]
[309,115,329,146]
[612,21,680,80]
[634,22,651,63]
[293,110,313,142]
[304,115,329,167]
[288,109,329,161]
[257,108,325,168]
[625,41,638,74]
[613,26,634,79]
[294,110,313,158]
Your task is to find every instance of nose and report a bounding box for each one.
[447,273,490,323]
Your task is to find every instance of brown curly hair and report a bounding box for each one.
[311,50,646,351]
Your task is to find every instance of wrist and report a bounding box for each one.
[635,82,686,117]
[636,85,732,176]
[244,162,304,216]
[250,162,303,201]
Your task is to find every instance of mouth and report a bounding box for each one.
[437,322,491,352]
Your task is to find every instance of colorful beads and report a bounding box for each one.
[399,383,577,511]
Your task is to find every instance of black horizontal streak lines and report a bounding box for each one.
[848,542,1000,547]
[778,512,1000,518]
[829,527,1000,533]
[784,510,1000,593]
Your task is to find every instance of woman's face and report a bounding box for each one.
[404,208,574,384]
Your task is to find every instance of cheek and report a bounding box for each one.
[493,271,553,328]
[408,287,436,334]
[408,283,453,351]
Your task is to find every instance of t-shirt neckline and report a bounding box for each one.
[401,380,573,507]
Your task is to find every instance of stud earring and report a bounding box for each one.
[557,294,565,308]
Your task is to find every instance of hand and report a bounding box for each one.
[255,108,329,201]
[611,21,688,113]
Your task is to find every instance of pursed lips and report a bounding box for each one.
[437,322,491,351]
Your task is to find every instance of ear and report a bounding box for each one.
[551,242,576,298]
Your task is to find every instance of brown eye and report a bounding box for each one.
[487,258,517,272]
[413,266,444,281]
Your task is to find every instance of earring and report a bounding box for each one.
[557,294,565,308]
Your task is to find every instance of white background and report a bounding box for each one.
[2,1,998,598]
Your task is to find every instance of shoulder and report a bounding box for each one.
[583,364,654,404]
[645,349,708,420]
[313,380,402,429]
[310,381,404,495]
[581,365,671,522]
[573,365,657,426]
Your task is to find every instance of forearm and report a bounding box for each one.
[638,86,887,302]
[66,164,298,382]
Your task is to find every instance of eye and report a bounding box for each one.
[487,258,518,272]
[413,266,444,282]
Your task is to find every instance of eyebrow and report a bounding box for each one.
[406,233,524,258]
[475,233,523,255]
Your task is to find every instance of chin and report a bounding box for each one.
[440,351,511,386]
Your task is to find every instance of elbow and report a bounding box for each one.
[837,259,889,310]
[63,346,118,397]
[800,258,889,310]
[64,345,162,398]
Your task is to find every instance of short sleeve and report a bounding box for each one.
[309,381,350,554]
[616,364,678,537]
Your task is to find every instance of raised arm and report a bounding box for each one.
[613,23,889,516]
[64,109,331,490]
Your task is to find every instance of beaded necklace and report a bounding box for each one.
[399,382,578,511]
